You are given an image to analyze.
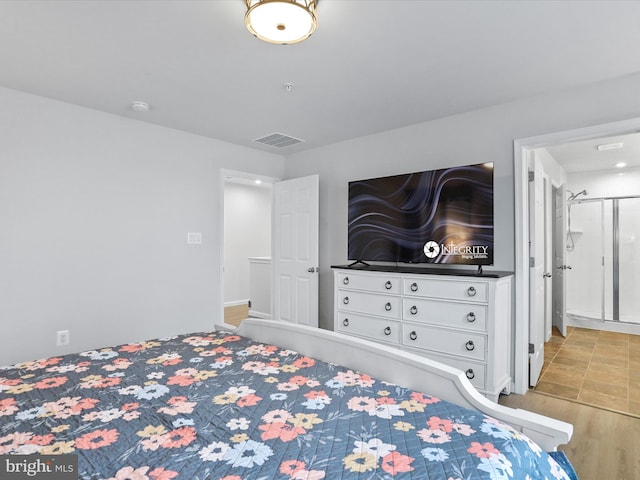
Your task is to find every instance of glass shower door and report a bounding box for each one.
[618,197,640,324]
[565,200,604,321]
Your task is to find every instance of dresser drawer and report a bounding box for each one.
[337,272,401,294]
[402,298,487,332]
[337,289,401,319]
[405,347,487,391]
[402,323,487,361]
[336,312,400,344]
[403,277,488,303]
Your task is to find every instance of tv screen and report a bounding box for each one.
[348,163,494,265]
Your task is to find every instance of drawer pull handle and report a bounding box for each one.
[465,340,475,351]
[385,280,392,290]
[409,331,417,341]
[343,318,349,327]
[410,282,418,292]
[343,277,349,285]
[385,302,392,311]
[384,326,392,336]
[410,305,418,315]
[467,312,476,322]
[467,286,477,297]
[465,369,475,380]
[343,297,349,305]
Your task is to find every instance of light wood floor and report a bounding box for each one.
[500,390,640,480]
[223,304,249,327]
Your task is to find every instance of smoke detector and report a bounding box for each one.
[130,101,151,113]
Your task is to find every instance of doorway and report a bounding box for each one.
[519,129,640,416]
[513,117,640,395]
[219,171,320,329]
[222,170,277,326]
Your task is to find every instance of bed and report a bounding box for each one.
[0,318,576,479]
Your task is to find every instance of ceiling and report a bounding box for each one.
[546,132,640,174]
[2,1,640,155]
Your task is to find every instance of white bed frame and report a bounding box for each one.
[223,318,573,452]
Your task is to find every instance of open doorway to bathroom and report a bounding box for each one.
[530,132,640,415]
[544,134,640,329]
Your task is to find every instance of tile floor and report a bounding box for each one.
[534,326,640,417]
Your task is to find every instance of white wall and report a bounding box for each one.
[223,181,272,304]
[536,148,567,187]
[283,72,640,332]
[568,166,640,199]
[0,86,284,366]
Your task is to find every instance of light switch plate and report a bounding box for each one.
[187,232,202,244]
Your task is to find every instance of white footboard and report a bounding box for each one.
[224,319,572,452]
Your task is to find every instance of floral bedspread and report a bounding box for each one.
[0,330,571,479]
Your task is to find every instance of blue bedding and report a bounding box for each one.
[0,330,573,479]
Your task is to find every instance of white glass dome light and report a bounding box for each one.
[245,0,317,45]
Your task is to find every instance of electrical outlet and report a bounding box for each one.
[56,330,70,347]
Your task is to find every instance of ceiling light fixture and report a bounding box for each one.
[615,162,627,168]
[245,0,317,45]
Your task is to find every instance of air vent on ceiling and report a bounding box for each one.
[254,132,304,148]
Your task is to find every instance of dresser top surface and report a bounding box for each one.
[331,264,513,279]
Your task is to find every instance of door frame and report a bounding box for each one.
[513,117,640,394]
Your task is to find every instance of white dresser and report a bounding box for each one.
[333,267,513,401]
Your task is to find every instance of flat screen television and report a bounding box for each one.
[348,163,494,265]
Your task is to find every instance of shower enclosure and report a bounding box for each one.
[565,195,640,324]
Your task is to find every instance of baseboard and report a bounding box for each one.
[567,315,640,335]
[224,299,249,308]
[249,310,271,319]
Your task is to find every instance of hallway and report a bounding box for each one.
[534,326,640,417]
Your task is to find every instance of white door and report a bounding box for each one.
[552,185,567,337]
[272,175,319,327]
[528,156,545,387]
